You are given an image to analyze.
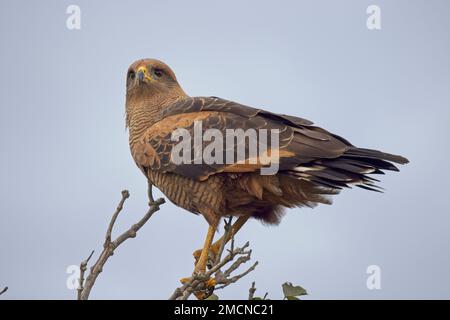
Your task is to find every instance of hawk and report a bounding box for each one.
[125,59,408,293]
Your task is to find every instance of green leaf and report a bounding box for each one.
[286,296,300,300]
[252,297,263,300]
[206,294,219,300]
[282,282,307,298]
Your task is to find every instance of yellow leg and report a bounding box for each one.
[193,215,250,262]
[194,223,217,273]
[180,222,219,300]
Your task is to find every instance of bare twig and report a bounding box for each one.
[0,286,8,296]
[77,186,165,300]
[77,250,94,300]
[147,181,155,204]
[214,217,233,265]
[104,190,129,244]
[216,261,258,290]
[248,281,256,300]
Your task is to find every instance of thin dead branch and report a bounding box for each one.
[77,250,94,300]
[77,185,164,300]
[248,281,256,300]
[0,286,7,296]
[214,217,233,265]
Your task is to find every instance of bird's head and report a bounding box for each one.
[125,59,186,131]
[126,59,184,98]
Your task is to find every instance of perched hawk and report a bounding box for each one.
[125,59,408,290]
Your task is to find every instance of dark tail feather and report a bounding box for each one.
[287,147,408,192]
[344,147,409,165]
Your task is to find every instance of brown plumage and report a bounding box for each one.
[126,58,408,225]
[125,58,408,280]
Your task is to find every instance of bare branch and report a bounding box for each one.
[147,181,155,204]
[77,186,165,300]
[216,261,258,290]
[0,286,8,296]
[248,282,256,300]
[223,249,252,277]
[112,197,164,249]
[105,190,129,245]
[214,217,233,265]
[77,250,94,300]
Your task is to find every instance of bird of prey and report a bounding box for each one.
[125,58,408,295]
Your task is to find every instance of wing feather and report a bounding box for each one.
[134,96,408,187]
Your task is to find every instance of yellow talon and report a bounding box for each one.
[206,278,216,287]
[180,277,191,284]
[179,276,216,300]
[193,243,220,264]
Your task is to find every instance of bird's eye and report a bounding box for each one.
[128,71,135,80]
[154,68,164,78]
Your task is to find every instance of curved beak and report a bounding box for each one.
[137,66,153,82]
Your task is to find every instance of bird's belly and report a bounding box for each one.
[147,170,226,219]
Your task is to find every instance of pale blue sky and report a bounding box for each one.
[1,0,449,299]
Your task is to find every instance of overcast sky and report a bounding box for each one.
[1,0,449,299]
